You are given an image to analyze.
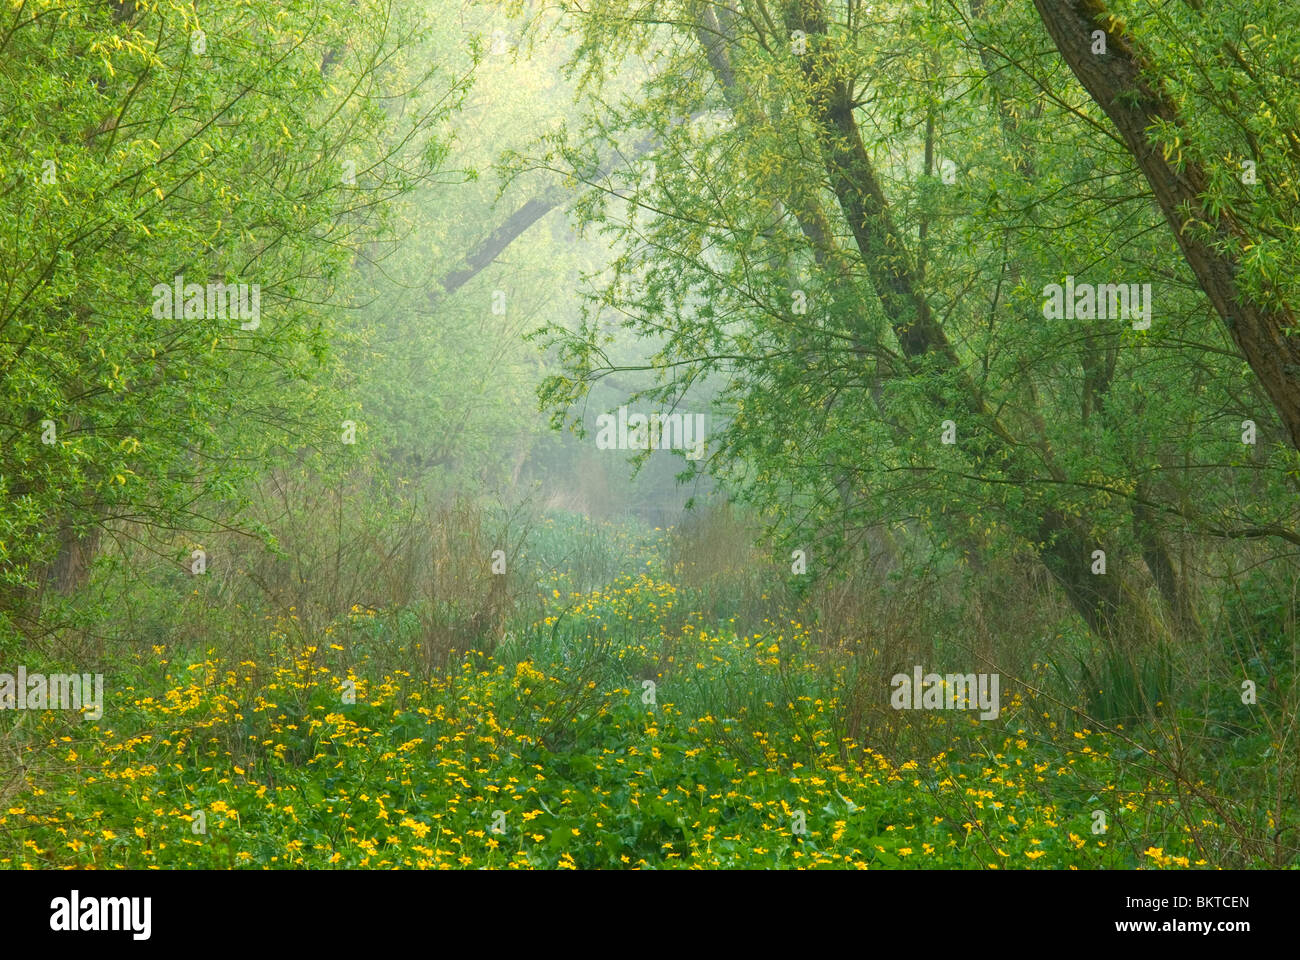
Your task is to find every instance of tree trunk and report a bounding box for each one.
[1032,0,1300,451]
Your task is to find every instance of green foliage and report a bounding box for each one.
[0,0,464,638]
[3,0,1299,874]
[1,520,1232,869]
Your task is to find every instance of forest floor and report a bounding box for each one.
[1,520,1225,869]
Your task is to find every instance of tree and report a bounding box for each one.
[530,0,1300,639]
[1032,0,1300,451]
[0,0,464,639]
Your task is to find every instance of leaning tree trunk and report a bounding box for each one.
[1032,0,1300,451]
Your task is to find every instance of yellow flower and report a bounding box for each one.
[401,818,431,839]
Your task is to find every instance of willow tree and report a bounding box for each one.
[1033,0,1300,452]
[0,0,466,640]
[529,0,1298,639]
